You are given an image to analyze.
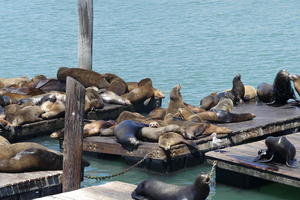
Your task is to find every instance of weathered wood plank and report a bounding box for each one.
[63,77,85,192]
[36,181,135,200]
[206,133,300,187]
[78,0,93,70]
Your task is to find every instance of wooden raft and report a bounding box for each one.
[83,102,300,169]
[0,171,62,200]
[36,181,135,200]
[206,133,300,188]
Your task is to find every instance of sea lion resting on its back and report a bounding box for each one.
[132,174,210,200]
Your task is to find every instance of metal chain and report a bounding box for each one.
[208,161,217,178]
[84,150,156,181]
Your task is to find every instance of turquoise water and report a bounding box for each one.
[1,0,300,199]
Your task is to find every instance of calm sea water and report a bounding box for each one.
[1,0,300,199]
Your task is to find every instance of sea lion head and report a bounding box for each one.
[194,174,210,199]
[169,85,182,100]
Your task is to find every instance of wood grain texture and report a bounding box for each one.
[206,133,300,187]
[63,77,85,192]
[78,0,93,70]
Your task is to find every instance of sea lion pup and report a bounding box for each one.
[0,77,30,88]
[289,74,300,97]
[158,132,198,151]
[85,87,104,111]
[200,92,220,110]
[57,67,110,89]
[148,107,167,120]
[210,97,233,112]
[122,78,154,103]
[231,74,245,104]
[132,174,210,200]
[257,82,274,103]
[40,99,65,119]
[114,120,148,151]
[99,90,131,105]
[254,136,297,167]
[138,124,185,142]
[83,120,116,137]
[12,105,44,126]
[270,69,296,105]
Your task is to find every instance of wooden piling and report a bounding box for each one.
[62,77,86,192]
[78,0,93,70]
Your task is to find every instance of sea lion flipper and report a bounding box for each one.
[286,158,298,168]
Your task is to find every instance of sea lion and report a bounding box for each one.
[178,107,203,123]
[40,99,65,119]
[57,67,110,89]
[35,79,66,92]
[114,120,148,151]
[200,92,220,110]
[127,82,138,92]
[0,77,30,88]
[83,120,116,137]
[199,110,256,123]
[270,69,296,105]
[257,82,274,103]
[122,78,154,103]
[148,108,167,120]
[231,74,245,104]
[166,85,187,115]
[244,85,257,101]
[12,105,44,126]
[99,90,131,105]
[210,97,233,112]
[254,136,297,167]
[289,74,300,97]
[85,87,104,111]
[132,174,210,200]
[4,104,21,122]
[138,124,185,142]
[158,132,198,151]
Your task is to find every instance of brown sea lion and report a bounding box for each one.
[166,85,187,115]
[12,106,44,126]
[107,77,128,96]
[116,111,159,125]
[148,108,167,120]
[83,120,116,137]
[138,124,185,142]
[4,104,21,122]
[158,132,198,151]
[231,74,245,104]
[178,107,203,123]
[127,82,138,92]
[289,74,300,97]
[198,110,256,123]
[85,87,104,111]
[200,92,220,110]
[40,99,65,119]
[122,78,154,103]
[132,174,210,200]
[270,69,296,105]
[57,67,110,89]
[99,90,131,105]
[0,77,30,88]
[210,97,233,112]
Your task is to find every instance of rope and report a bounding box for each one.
[84,150,156,181]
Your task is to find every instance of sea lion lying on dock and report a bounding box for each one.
[40,99,65,119]
[210,97,233,112]
[122,78,155,103]
[0,77,30,88]
[12,105,44,126]
[57,67,110,89]
[85,87,104,111]
[114,120,148,151]
[99,90,131,105]
[103,73,128,96]
[83,120,116,137]
[148,108,167,120]
[254,136,297,167]
[158,132,198,152]
[132,174,210,200]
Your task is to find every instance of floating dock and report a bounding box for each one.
[36,181,135,200]
[83,102,300,171]
[206,133,300,188]
[0,98,161,142]
[0,170,62,200]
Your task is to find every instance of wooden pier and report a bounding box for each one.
[206,133,300,188]
[0,171,62,200]
[83,102,300,171]
[36,181,135,200]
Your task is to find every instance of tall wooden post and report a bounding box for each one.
[78,0,93,70]
[63,77,86,192]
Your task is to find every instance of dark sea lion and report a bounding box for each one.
[138,124,185,142]
[12,105,44,126]
[114,120,148,151]
[231,74,245,104]
[289,74,300,97]
[198,110,256,123]
[57,67,110,89]
[83,120,116,137]
[132,174,210,200]
[270,69,296,105]
[210,97,233,112]
[200,92,220,110]
[254,136,297,167]
[99,90,131,105]
[257,82,274,103]
[148,107,167,120]
[35,79,66,92]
